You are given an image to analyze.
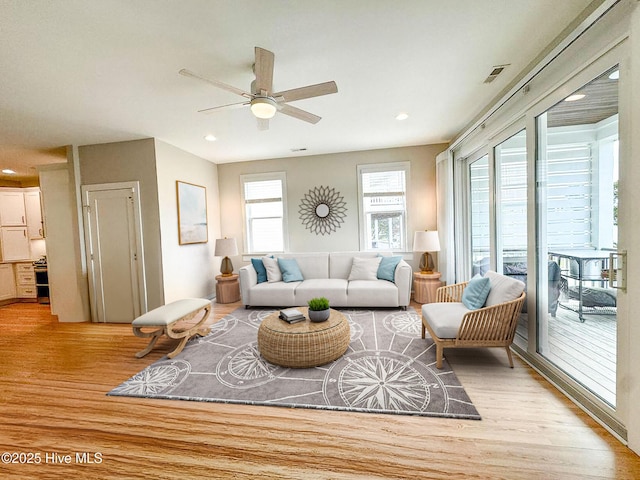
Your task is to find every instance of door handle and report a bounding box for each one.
[609,251,627,292]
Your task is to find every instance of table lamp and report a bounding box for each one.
[413,230,440,274]
[215,237,238,276]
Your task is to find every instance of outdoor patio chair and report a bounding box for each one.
[421,271,526,368]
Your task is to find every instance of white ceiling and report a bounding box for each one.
[0,0,594,181]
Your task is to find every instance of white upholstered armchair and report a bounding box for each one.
[421,271,526,368]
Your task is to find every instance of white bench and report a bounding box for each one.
[132,298,211,359]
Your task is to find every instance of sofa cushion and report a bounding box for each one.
[251,258,268,284]
[262,256,282,283]
[348,256,382,281]
[294,279,348,306]
[461,274,491,310]
[377,255,403,283]
[347,280,398,307]
[484,270,525,306]
[277,253,329,279]
[421,302,470,339]
[329,252,389,279]
[277,257,304,283]
[249,281,299,306]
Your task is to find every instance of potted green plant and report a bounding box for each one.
[307,297,330,322]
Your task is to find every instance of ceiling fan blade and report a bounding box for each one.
[279,104,321,124]
[197,101,249,114]
[272,81,337,103]
[253,47,275,94]
[179,68,252,99]
[257,118,270,131]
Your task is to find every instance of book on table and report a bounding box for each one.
[279,308,305,323]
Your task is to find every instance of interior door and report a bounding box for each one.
[83,183,146,323]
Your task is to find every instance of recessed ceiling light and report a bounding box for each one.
[564,93,586,102]
[609,70,619,80]
[2,169,16,175]
[396,113,409,121]
[204,134,217,142]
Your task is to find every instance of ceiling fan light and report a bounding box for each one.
[564,93,586,102]
[250,97,277,119]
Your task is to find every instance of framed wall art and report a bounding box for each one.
[176,181,208,244]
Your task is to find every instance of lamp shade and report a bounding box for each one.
[413,230,440,252]
[214,237,238,257]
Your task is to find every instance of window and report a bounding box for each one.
[241,172,287,253]
[358,162,409,251]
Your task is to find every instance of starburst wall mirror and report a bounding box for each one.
[299,185,347,235]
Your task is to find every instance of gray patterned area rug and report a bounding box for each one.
[109,307,480,420]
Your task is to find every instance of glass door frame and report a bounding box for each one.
[453,147,488,281]
[490,121,528,278]
[455,121,528,282]
[520,46,627,435]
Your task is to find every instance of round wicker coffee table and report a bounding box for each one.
[257,307,350,368]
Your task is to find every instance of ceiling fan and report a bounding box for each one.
[180,47,338,130]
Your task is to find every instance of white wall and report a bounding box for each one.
[218,144,444,271]
[154,140,221,303]
[78,138,164,309]
[39,163,90,322]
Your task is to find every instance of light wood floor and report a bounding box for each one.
[1,302,639,479]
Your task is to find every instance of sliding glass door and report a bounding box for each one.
[495,130,528,345]
[469,155,490,276]
[536,66,619,407]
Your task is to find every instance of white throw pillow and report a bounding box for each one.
[484,270,525,306]
[348,256,382,281]
[262,256,282,283]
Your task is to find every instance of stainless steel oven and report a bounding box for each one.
[33,262,49,304]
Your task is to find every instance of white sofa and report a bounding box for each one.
[238,252,412,309]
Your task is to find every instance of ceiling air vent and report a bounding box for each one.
[484,64,510,83]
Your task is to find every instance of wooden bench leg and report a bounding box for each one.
[133,327,166,359]
[167,336,191,359]
[165,305,211,358]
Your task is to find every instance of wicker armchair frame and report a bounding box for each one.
[421,281,526,368]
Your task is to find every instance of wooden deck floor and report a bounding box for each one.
[0,302,638,479]
[516,301,617,406]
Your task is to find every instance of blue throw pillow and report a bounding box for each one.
[462,275,491,310]
[277,258,304,283]
[251,258,268,284]
[377,255,403,282]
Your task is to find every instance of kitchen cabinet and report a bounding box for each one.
[24,190,44,239]
[0,190,26,226]
[0,227,30,261]
[15,262,37,299]
[0,263,16,301]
